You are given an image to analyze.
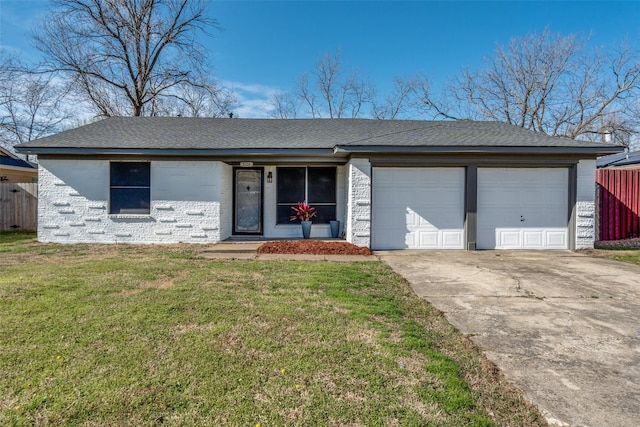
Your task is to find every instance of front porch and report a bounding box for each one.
[201,238,373,261]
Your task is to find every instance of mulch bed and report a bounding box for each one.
[257,240,373,256]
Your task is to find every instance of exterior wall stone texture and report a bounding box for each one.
[345,158,371,247]
[38,159,223,244]
[576,159,597,249]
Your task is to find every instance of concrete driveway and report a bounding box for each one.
[378,250,640,427]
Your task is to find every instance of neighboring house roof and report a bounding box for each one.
[15,117,623,156]
[596,151,640,168]
[0,147,37,169]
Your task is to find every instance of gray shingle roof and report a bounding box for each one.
[15,117,620,153]
[596,151,640,168]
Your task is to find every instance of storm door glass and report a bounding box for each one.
[234,169,263,233]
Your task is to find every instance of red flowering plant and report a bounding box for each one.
[290,201,317,222]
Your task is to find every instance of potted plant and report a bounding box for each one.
[290,201,316,239]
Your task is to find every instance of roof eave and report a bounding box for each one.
[335,145,625,155]
[15,147,342,157]
[16,144,625,157]
[0,164,37,172]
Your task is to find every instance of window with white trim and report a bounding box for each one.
[109,162,150,214]
[276,166,336,224]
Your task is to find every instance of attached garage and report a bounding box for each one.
[477,168,569,249]
[372,167,465,250]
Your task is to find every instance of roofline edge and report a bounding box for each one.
[335,145,624,155]
[14,147,341,156]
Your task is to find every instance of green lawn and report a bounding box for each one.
[600,250,640,265]
[0,232,545,426]
[585,247,640,266]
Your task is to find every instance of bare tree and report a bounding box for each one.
[31,0,226,117]
[295,49,374,118]
[271,49,424,120]
[269,91,299,119]
[151,77,237,117]
[422,29,640,145]
[371,75,422,119]
[0,52,72,151]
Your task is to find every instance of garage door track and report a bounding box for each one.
[378,250,640,427]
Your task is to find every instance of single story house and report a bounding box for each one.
[0,147,38,183]
[15,117,622,250]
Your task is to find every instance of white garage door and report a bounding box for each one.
[477,168,569,249]
[372,167,465,250]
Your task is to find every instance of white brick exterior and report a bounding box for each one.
[575,159,597,249]
[37,160,348,244]
[36,157,598,250]
[345,158,371,247]
[38,159,226,244]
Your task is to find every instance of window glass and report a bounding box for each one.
[110,188,151,214]
[277,167,305,203]
[308,167,336,203]
[110,162,150,214]
[110,162,150,187]
[313,205,337,224]
[276,205,295,224]
[276,166,336,224]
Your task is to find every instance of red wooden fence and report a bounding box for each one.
[596,169,640,241]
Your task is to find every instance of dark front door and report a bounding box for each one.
[234,168,263,234]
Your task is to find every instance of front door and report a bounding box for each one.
[234,168,263,234]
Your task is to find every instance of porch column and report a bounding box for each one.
[575,159,596,249]
[346,158,371,248]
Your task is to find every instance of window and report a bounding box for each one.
[109,162,150,214]
[277,167,336,224]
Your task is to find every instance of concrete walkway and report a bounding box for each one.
[378,250,640,427]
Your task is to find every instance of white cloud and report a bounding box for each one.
[221,80,282,118]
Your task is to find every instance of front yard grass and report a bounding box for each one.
[0,232,545,426]
[585,248,640,266]
[607,251,640,265]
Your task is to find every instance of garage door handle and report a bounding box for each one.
[520,215,525,222]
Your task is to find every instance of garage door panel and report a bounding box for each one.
[418,231,439,248]
[372,167,465,250]
[488,228,568,250]
[405,233,418,248]
[522,231,544,248]
[498,230,522,248]
[478,168,568,250]
[442,230,464,247]
[432,190,463,206]
[406,208,421,227]
[546,190,567,206]
[546,230,567,248]
[373,168,397,186]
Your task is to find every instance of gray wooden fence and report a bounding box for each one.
[0,183,38,231]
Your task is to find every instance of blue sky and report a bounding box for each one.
[1,0,640,117]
